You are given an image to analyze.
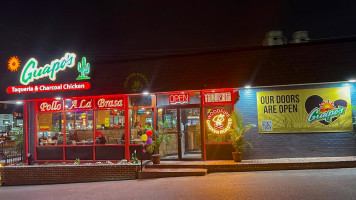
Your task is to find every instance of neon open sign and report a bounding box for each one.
[169,93,189,104]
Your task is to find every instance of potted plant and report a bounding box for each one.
[146,124,171,164]
[229,110,255,162]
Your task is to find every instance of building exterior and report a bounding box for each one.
[2,37,356,163]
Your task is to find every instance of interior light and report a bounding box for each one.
[143,91,149,95]
[16,101,23,104]
[55,97,61,100]
[244,85,251,89]
[349,79,356,83]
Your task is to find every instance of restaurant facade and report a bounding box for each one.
[2,38,356,163]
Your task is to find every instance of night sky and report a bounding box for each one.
[2,1,356,61]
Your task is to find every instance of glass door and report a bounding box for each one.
[157,108,179,159]
[157,107,202,160]
[180,108,202,159]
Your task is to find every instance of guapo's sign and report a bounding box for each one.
[20,53,76,85]
[6,53,91,94]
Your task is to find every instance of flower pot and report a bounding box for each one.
[151,154,161,164]
[232,152,242,162]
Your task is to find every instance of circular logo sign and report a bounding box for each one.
[206,108,232,134]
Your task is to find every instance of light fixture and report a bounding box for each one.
[55,97,61,100]
[244,85,251,89]
[349,79,356,83]
[16,101,23,104]
[143,91,149,95]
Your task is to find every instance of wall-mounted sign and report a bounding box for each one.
[6,82,90,94]
[77,57,91,80]
[20,53,76,85]
[169,93,189,104]
[257,87,353,133]
[8,56,21,72]
[203,91,233,104]
[124,72,149,93]
[96,97,124,109]
[38,100,63,112]
[206,108,232,134]
[66,98,93,110]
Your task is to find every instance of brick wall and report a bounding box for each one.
[1,164,140,186]
[235,82,356,159]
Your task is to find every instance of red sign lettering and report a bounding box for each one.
[169,94,189,104]
[96,97,124,109]
[67,99,93,110]
[38,101,62,112]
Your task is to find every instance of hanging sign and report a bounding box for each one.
[66,98,93,110]
[206,108,233,134]
[257,87,353,133]
[203,90,233,104]
[96,97,125,109]
[169,93,189,104]
[7,82,90,94]
[38,100,63,112]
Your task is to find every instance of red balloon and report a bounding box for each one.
[146,130,153,137]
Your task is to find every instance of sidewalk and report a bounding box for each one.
[145,156,356,173]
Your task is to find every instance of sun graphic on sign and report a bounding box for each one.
[7,56,21,72]
[319,100,335,113]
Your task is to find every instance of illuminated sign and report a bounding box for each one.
[66,98,93,110]
[6,82,90,94]
[77,57,91,80]
[206,108,232,134]
[169,94,189,104]
[38,100,63,112]
[20,53,76,85]
[204,91,232,104]
[8,56,21,72]
[96,97,124,109]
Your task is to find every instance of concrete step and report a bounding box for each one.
[138,168,207,179]
[145,163,206,169]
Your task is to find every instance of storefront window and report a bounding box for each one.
[65,111,93,145]
[37,112,63,146]
[95,110,125,144]
[129,95,153,107]
[157,91,201,106]
[205,105,233,143]
[129,108,154,144]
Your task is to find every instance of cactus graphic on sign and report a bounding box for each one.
[76,57,90,80]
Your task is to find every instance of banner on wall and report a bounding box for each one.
[257,87,353,133]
